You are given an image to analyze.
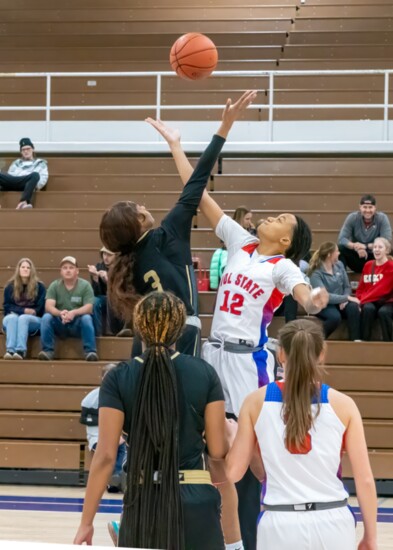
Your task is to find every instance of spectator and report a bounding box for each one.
[356,237,393,341]
[38,256,98,361]
[2,258,46,359]
[233,206,256,235]
[209,244,228,290]
[338,194,392,273]
[88,246,124,337]
[0,137,48,210]
[80,363,127,493]
[308,242,361,341]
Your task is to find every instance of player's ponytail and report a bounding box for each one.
[278,320,324,452]
[99,201,141,321]
[119,291,186,550]
[308,241,337,276]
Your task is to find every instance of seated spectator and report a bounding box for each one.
[0,138,48,210]
[80,363,127,493]
[209,243,227,290]
[38,256,98,361]
[88,246,124,336]
[233,206,256,235]
[356,237,393,341]
[309,242,361,340]
[338,194,392,273]
[2,258,46,359]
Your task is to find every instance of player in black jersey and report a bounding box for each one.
[99,90,256,357]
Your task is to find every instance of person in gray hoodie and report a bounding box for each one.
[338,194,392,273]
[0,137,48,209]
[309,241,361,340]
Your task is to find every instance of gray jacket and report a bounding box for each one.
[338,211,392,248]
[309,261,352,305]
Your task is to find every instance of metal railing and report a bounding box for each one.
[0,69,391,142]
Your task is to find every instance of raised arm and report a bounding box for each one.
[146,90,256,231]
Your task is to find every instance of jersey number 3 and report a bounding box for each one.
[144,270,163,292]
[219,291,244,316]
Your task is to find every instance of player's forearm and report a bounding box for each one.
[355,475,378,543]
[80,451,115,526]
[170,142,194,186]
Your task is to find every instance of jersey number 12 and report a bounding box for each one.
[219,291,244,316]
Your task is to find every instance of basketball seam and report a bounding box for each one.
[175,47,217,64]
[174,33,203,57]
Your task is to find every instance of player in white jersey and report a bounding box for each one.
[225,320,377,550]
[147,115,329,550]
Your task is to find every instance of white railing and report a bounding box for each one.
[0,68,391,146]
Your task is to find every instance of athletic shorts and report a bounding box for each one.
[257,506,356,550]
[202,341,275,416]
[182,484,224,550]
[118,483,224,549]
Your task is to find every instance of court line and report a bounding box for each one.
[0,496,392,522]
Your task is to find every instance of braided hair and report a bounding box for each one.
[119,291,187,550]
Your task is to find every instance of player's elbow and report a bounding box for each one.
[225,457,244,484]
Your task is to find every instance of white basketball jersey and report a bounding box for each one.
[256,382,349,505]
[211,215,306,347]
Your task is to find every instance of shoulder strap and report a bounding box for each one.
[265,381,283,403]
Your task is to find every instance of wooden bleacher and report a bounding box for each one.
[0,0,392,487]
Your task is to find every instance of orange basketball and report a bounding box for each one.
[170,33,218,81]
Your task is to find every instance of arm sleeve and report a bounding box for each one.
[338,213,355,247]
[161,134,226,241]
[99,367,125,412]
[3,285,25,316]
[45,281,57,301]
[7,160,18,176]
[90,278,101,296]
[35,283,46,316]
[341,263,353,298]
[82,281,95,306]
[206,364,225,404]
[356,263,369,300]
[215,215,258,262]
[35,159,49,189]
[272,259,308,296]
[380,213,392,241]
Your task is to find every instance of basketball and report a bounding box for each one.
[170,32,218,81]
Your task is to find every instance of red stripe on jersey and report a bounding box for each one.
[266,286,285,313]
[242,242,259,255]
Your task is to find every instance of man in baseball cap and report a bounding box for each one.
[338,194,392,272]
[0,137,48,210]
[38,256,98,361]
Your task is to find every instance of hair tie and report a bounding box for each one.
[151,342,170,350]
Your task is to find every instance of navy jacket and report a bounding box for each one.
[3,282,46,317]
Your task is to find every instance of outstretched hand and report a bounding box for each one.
[146,89,257,145]
[145,118,181,148]
[221,89,257,126]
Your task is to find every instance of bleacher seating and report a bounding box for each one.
[0,0,392,486]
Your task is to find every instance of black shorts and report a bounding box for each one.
[181,484,224,550]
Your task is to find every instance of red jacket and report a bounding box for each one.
[356,259,393,304]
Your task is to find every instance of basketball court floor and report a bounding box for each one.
[0,485,391,548]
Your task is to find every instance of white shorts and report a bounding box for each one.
[257,507,356,550]
[202,340,276,416]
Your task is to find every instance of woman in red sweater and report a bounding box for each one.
[356,237,393,341]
